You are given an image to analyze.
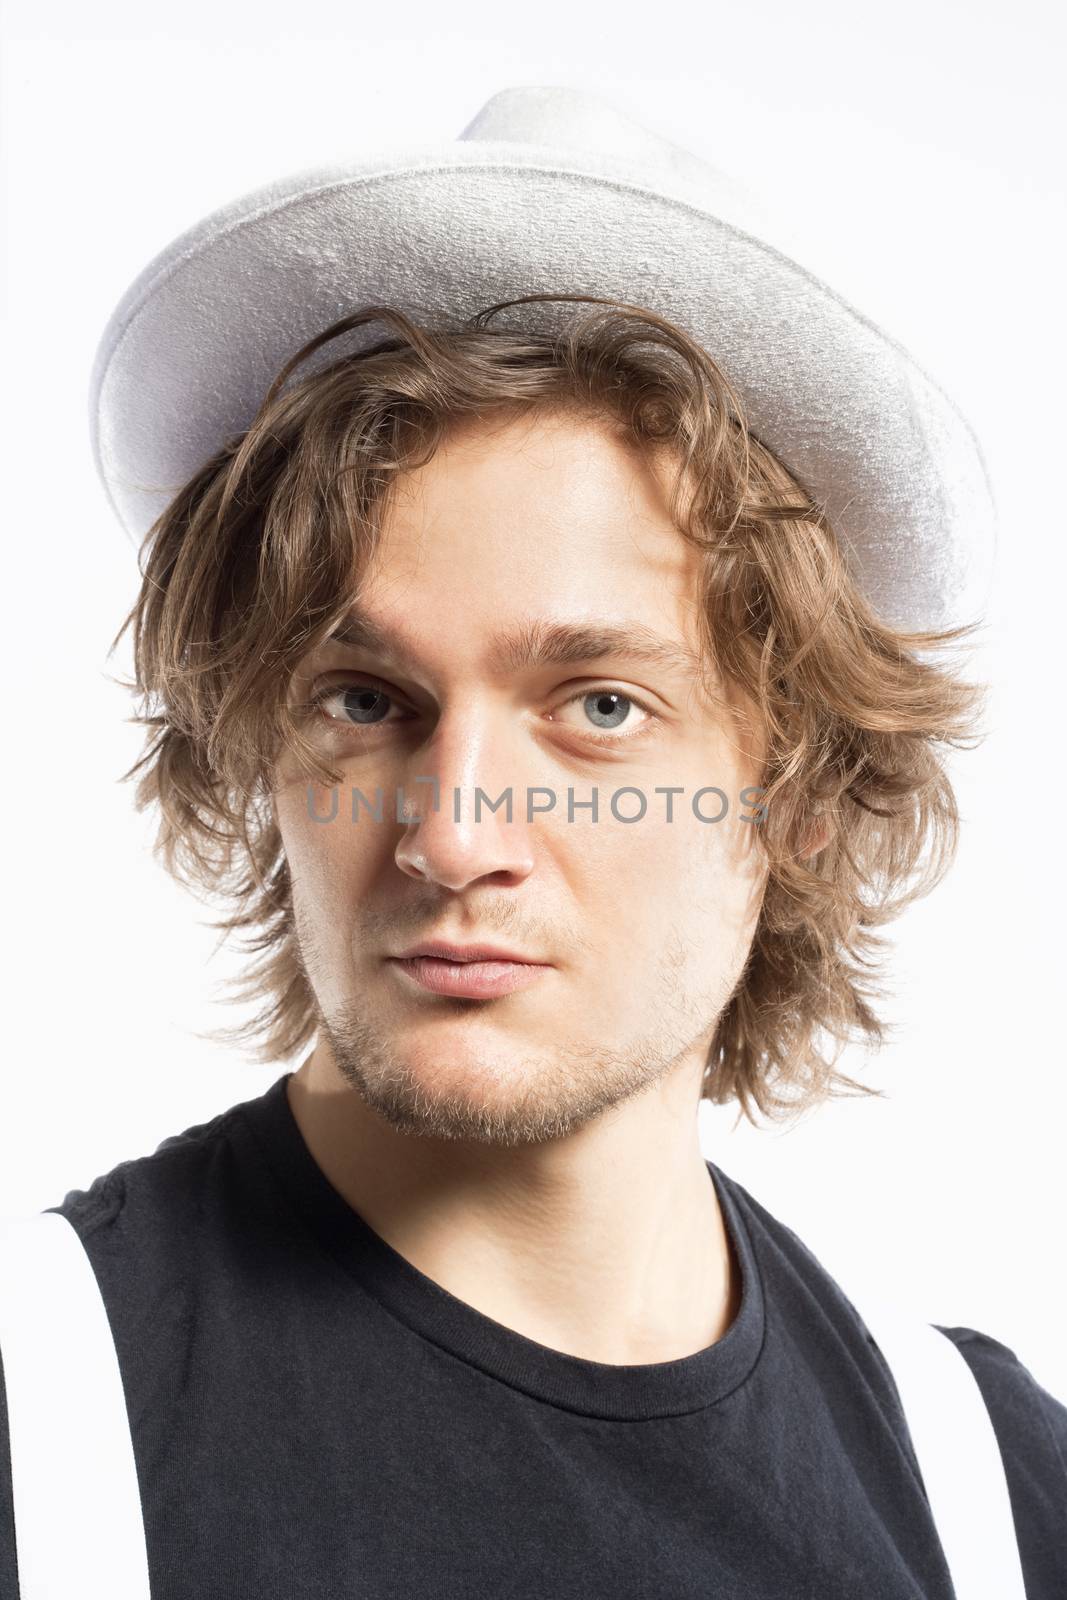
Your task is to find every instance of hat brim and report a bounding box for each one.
[89,138,996,632]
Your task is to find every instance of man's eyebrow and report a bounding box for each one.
[321,612,705,679]
[490,619,706,679]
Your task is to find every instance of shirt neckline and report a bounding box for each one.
[235,1070,766,1421]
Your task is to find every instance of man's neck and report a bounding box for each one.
[286,1050,740,1366]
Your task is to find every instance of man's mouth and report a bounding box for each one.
[386,953,552,1000]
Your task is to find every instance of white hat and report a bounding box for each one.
[89,84,996,633]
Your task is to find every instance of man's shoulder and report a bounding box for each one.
[715,1164,1067,1573]
[714,1164,1067,1444]
[0,1097,257,1600]
[936,1323,1067,1467]
[933,1325,1067,1584]
[40,1095,253,1254]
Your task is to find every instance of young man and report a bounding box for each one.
[1,87,1063,1598]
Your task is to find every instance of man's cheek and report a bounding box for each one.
[288,830,358,921]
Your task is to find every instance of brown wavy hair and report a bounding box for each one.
[111,293,989,1124]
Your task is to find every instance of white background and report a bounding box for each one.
[1,2,1064,1401]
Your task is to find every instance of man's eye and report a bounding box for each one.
[312,683,404,729]
[552,689,656,741]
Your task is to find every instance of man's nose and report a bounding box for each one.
[393,710,538,892]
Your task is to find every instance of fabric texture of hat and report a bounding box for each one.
[88,84,997,634]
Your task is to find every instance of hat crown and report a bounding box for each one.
[458,84,754,216]
[461,85,670,163]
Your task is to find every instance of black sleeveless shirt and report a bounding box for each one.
[1,1073,1063,1597]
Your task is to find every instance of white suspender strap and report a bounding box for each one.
[850,1289,1027,1600]
[0,1211,152,1600]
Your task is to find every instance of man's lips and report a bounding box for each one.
[385,953,552,999]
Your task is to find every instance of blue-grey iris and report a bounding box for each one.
[341,688,391,725]
[585,694,633,732]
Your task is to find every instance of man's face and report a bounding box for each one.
[273,408,768,1145]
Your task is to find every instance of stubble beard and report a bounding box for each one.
[294,907,738,1148]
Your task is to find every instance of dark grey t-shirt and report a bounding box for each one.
[1,1072,1064,1598]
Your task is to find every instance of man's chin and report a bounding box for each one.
[320,1024,663,1148]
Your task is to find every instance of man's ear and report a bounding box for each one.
[797,817,831,861]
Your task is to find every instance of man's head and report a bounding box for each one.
[116,297,986,1129]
